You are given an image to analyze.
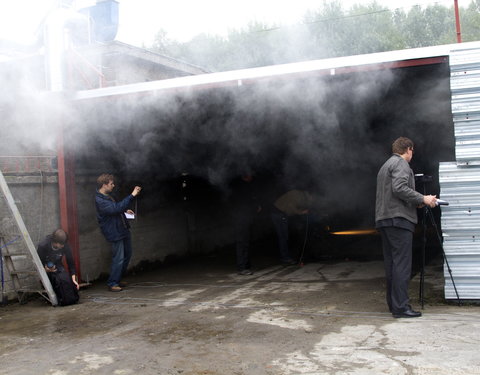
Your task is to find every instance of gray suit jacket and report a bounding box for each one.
[375,154,424,225]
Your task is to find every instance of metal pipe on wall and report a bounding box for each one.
[44,7,89,281]
[454,0,462,43]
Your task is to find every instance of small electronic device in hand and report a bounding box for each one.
[436,199,449,206]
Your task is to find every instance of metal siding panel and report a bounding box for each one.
[447,48,480,299]
[450,46,480,163]
[439,162,480,299]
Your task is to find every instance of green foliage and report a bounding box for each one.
[304,1,405,57]
[149,1,480,72]
[462,1,480,41]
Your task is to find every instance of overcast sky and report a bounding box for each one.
[0,0,471,47]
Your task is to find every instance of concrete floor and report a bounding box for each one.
[1,253,480,375]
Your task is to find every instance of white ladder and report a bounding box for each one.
[0,170,58,306]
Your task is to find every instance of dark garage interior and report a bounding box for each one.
[71,60,455,273]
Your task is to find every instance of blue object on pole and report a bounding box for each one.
[80,0,119,42]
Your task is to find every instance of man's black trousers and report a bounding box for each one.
[379,226,413,313]
[234,213,254,271]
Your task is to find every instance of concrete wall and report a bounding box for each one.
[104,57,181,86]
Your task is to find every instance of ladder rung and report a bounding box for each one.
[2,253,29,257]
[16,288,47,293]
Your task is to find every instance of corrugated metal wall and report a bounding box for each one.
[439,163,480,299]
[450,46,480,163]
[439,45,480,299]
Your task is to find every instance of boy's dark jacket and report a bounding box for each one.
[37,235,76,275]
[95,190,133,242]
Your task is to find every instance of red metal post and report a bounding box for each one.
[454,0,462,43]
[57,125,82,281]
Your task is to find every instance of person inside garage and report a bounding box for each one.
[230,174,262,275]
[270,189,312,265]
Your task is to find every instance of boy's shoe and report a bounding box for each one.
[108,285,123,292]
[238,269,253,275]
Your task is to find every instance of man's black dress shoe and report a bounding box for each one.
[392,308,422,318]
[281,259,297,266]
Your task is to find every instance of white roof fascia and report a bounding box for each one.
[73,40,480,101]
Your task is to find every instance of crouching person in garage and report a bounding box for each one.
[95,174,141,292]
[37,229,79,306]
[375,137,437,318]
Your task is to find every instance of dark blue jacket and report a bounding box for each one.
[95,190,134,242]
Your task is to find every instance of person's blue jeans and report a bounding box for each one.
[107,232,132,287]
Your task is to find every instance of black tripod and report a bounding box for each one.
[420,206,461,306]
[417,175,461,307]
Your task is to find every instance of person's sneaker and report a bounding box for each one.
[238,269,253,275]
[118,281,128,288]
[108,285,123,292]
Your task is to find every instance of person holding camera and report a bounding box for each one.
[95,174,141,292]
[37,228,79,305]
[375,137,437,318]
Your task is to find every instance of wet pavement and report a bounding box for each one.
[1,254,479,375]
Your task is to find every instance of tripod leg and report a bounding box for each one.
[419,207,427,309]
[298,215,309,266]
[426,207,461,306]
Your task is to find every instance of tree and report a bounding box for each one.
[461,0,480,42]
[149,1,480,72]
[304,1,404,57]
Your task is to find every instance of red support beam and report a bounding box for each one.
[57,125,82,282]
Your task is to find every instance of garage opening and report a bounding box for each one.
[71,59,455,278]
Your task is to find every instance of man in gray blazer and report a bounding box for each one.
[375,137,437,318]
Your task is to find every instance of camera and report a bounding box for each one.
[414,174,433,182]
